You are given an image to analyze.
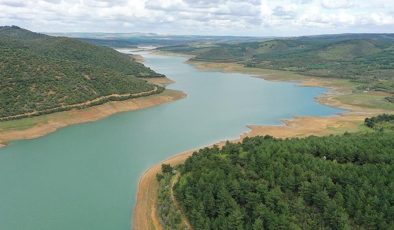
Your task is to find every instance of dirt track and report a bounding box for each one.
[0,87,159,121]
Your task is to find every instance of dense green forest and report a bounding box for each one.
[0,26,164,119]
[161,117,394,230]
[159,34,394,102]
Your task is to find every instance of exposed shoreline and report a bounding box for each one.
[133,55,394,230]
[0,79,185,147]
[189,60,394,137]
[133,142,228,230]
[133,151,192,230]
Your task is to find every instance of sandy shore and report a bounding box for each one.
[133,58,394,230]
[133,151,192,230]
[0,88,186,147]
[146,77,175,87]
[188,60,393,139]
[131,54,145,63]
[133,142,229,230]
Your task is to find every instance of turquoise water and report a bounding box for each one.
[0,53,342,230]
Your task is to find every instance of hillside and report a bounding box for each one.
[160,34,394,102]
[0,26,164,119]
[74,34,270,48]
[157,116,394,229]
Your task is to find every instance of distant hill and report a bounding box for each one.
[160,34,394,102]
[67,34,270,48]
[0,26,164,119]
[78,38,139,48]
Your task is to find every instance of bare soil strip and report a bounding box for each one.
[0,88,186,147]
[146,77,175,86]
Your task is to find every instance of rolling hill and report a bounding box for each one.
[0,26,164,120]
[160,34,394,102]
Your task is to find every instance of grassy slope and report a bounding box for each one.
[0,26,164,119]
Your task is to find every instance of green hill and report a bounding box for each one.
[0,26,164,119]
[157,117,394,229]
[160,34,394,102]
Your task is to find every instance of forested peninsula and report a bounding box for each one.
[157,116,394,229]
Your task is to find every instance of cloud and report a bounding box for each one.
[0,0,393,36]
[0,0,26,7]
[321,0,353,9]
[272,6,297,20]
[259,0,394,32]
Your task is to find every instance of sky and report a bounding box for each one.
[0,0,393,36]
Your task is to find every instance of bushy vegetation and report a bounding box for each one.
[171,128,394,229]
[365,114,394,130]
[156,164,189,230]
[161,34,394,101]
[386,96,394,103]
[0,26,164,119]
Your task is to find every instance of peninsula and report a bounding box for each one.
[0,26,185,146]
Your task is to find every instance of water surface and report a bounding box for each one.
[0,53,342,230]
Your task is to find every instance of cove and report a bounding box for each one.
[0,52,342,230]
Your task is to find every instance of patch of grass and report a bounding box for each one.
[336,92,394,110]
[0,116,48,131]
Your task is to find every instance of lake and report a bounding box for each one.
[0,52,342,230]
